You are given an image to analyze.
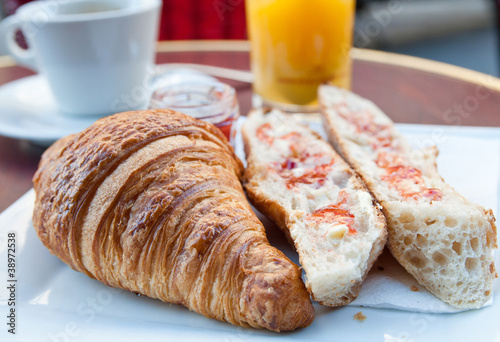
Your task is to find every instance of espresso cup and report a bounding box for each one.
[0,0,161,116]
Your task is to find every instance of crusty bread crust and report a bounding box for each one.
[319,85,498,309]
[242,109,387,306]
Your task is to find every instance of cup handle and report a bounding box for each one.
[0,15,38,71]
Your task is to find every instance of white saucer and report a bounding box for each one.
[0,75,100,146]
[0,69,218,146]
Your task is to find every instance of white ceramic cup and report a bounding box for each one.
[0,0,161,116]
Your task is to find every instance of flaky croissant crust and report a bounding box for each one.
[32,110,314,331]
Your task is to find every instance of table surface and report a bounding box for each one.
[1,40,500,213]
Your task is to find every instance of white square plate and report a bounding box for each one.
[0,122,499,342]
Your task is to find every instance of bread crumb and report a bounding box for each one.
[410,285,419,292]
[353,311,366,321]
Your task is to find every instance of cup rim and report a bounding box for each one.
[16,0,161,24]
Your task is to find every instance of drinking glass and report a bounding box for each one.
[246,0,355,112]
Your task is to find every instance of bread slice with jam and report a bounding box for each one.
[242,108,387,306]
[319,84,498,309]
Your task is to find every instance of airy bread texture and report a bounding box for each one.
[319,85,498,309]
[32,110,314,331]
[242,109,387,306]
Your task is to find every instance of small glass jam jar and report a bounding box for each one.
[150,80,240,145]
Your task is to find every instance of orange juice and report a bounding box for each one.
[246,0,355,110]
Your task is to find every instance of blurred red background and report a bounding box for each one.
[160,0,247,40]
[1,0,248,40]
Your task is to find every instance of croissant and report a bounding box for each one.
[32,110,314,331]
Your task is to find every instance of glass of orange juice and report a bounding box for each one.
[246,0,355,112]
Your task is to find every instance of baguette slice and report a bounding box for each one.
[319,84,498,309]
[242,108,387,306]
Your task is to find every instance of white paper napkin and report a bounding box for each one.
[235,117,500,313]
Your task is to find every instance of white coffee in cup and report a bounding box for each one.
[0,0,161,116]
